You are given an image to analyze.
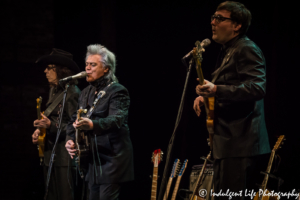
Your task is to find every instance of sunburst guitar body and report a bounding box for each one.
[36,97,46,164]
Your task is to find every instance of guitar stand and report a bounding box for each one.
[260,171,278,179]
[178,189,193,199]
[200,156,213,163]
[256,171,284,191]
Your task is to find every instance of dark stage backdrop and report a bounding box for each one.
[0,0,299,199]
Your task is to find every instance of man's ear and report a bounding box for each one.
[104,67,109,73]
[233,23,242,32]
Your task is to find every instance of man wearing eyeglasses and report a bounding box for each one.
[193,1,270,198]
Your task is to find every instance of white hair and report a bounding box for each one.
[86,44,118,82]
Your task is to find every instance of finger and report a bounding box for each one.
[41,113,47,119]
[197,78,199,81]
[201,85,210,89]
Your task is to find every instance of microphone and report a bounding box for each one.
[200,38,211,49]
[59,71,87,82]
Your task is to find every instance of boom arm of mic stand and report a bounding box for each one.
[44,84,70,200]
[157,59,194,200]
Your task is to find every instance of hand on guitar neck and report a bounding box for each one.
[33,113,51,129]
[196,79,217,98]
[73,117,93,130]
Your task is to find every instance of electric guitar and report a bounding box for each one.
[163,159,181,200]
[74,107,89,178]
[36,96,46,164]
[254,135,285,200]
[193,41,214,150]
[170,159,188,200]
[190,152,211,200]
[151,149,163,200]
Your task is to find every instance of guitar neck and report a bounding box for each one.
[190,152,211,200]
[37,106,41,120]
[163,177,174,200]
[261,150,276,192]
[171,176,182,200]
[151,167,159,200]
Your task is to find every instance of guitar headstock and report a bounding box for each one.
[273,135,286,151]
[36,96,43,119]
[193,41,204,62]
[170,159,181,178]
[178,159,188,177]
[151,149,163,167]
[36,96,42,108]
[77,107,88,121]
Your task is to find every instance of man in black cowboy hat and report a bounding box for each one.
[32,49,81,200]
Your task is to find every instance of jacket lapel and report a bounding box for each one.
[211,36,249,83]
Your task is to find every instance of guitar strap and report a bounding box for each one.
[86,81,115,118]
[44,92,65,117]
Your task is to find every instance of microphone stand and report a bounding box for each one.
[44,82,70,200]
[157,58,194,200]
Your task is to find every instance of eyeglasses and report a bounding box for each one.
[46,65,56,71]
[211,15,233,23]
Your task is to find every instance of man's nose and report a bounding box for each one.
[211,19,216,25]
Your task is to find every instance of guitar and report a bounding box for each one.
[151,149,163,200]
[170,159,188,200]
[190,152,211,200]
[192,41,214,150]
[74,107,89,178]
[254,135,285,200]
[36,96,46,164]
[163,159,181,200]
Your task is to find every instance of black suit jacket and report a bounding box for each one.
[212,35,271,159]
[66,79,134,184]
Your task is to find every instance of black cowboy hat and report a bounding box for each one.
[36,48,80,73]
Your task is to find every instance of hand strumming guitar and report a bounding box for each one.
[193,96,204,117]
[65,140,76,159]
[32,129,40,144]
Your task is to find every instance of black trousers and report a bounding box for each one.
[213,154,269,200]
[44,166,74,200]
[88,182,121,200]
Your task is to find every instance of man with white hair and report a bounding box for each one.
[65,44,134,200]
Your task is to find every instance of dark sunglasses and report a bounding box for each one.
[211,15,233,23]
[46,65,56,70]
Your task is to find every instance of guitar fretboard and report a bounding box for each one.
[151,167,158,200]
[171,176,182,200]
[164,177,173,200]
